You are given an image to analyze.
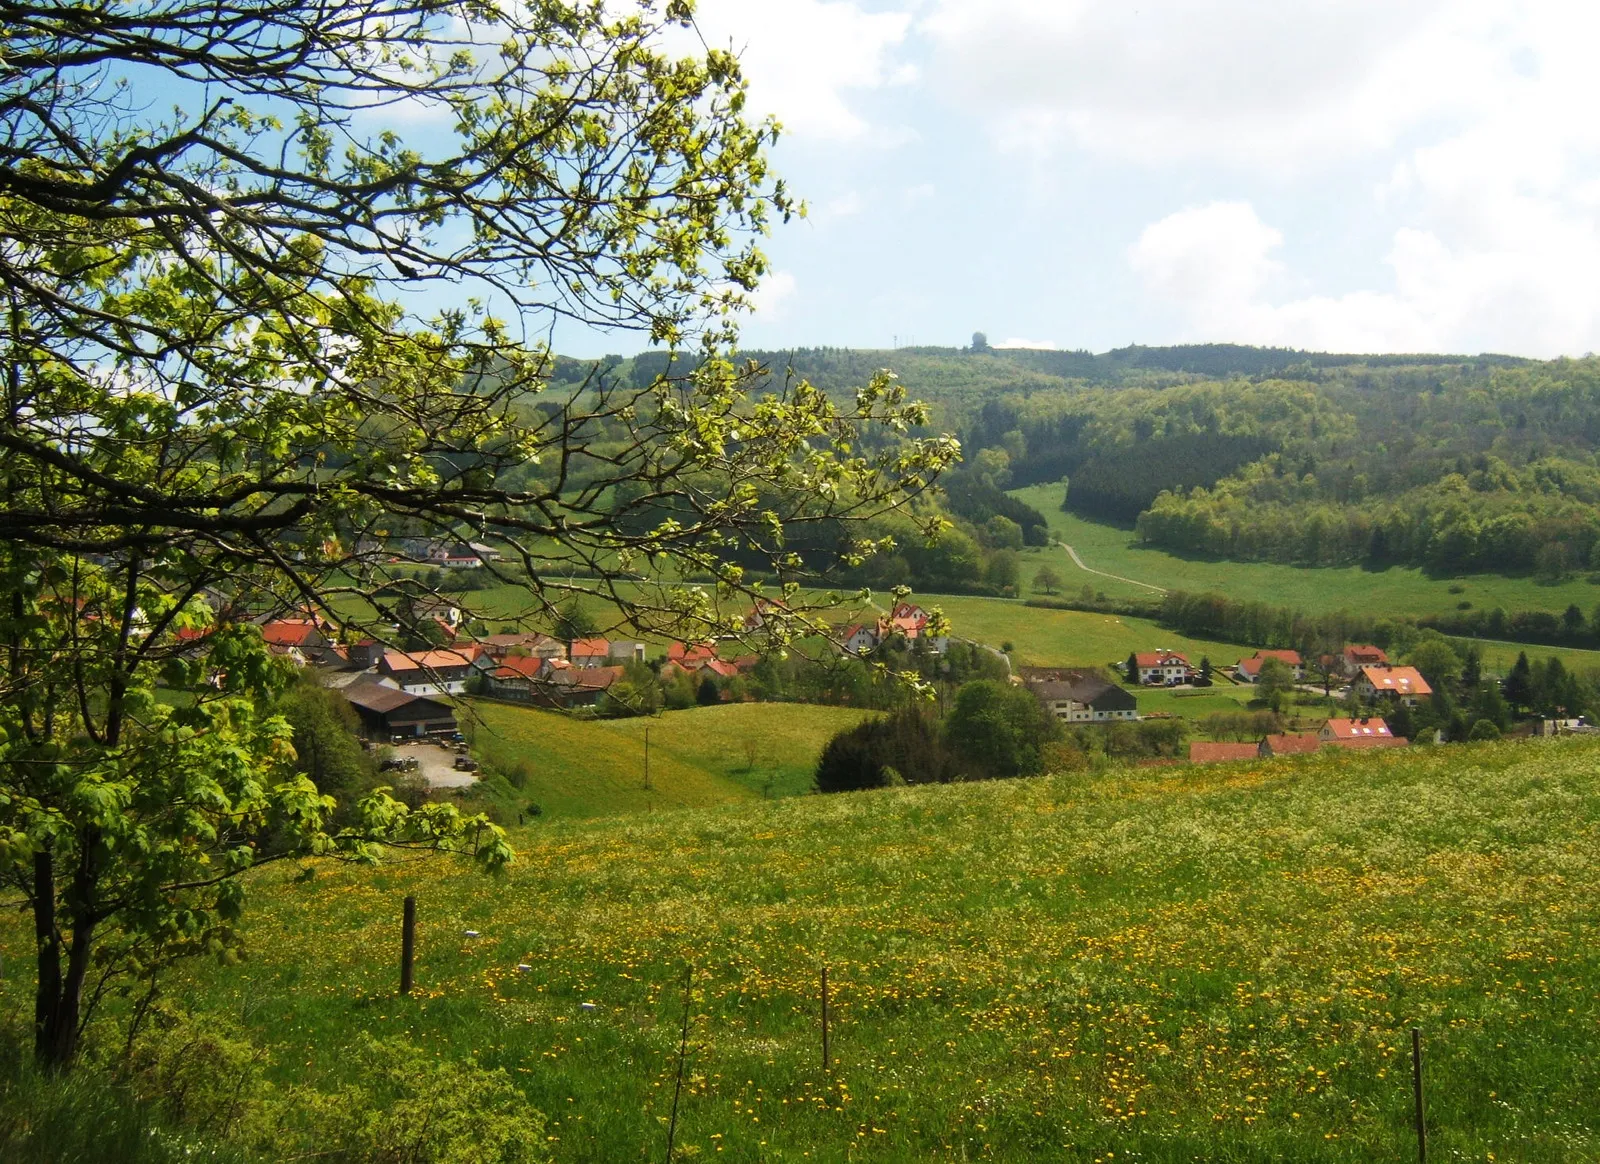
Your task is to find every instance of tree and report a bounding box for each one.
[942,680,1058,780]
[696,675,723,706]
[1032,566,1063,595]
[971,332,991,353]
[1255,657,1296,712]
[986,549,1021,592]
[0,0,957,1069]
[1504,652,1534,715]
[1407,637,1463,692]
[1126,652,1141,684]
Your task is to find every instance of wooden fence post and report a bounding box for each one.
[664,964,693,1164]
[400,895,416,995]
[821,963,830,1074]
[1411,1026,1426,1163]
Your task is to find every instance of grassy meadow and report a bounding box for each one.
[12,736,1594,1161]
[465,701,873,817]
[1011,483,1600,623]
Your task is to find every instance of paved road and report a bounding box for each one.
[1056,541,1168,595]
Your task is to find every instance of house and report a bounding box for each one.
[1319,717,1393,742]
[667,642,718,667]
[260,618,327,658]
[569,638,612,668]
[837,623,879,655]
[1341,644,1390,674]
[484,653,544,699]
[1134,650,1192,686]
[478,632,567,662]
[1258,733,1322,758]
[608,640,647,665]
[1353,665,1432,706]
[527,664,624,709]
[377,648,482,695]
[1235,650,1304,683]
[1189,741,1261,764]
[342,683,456,738]
[1028,673,1139,723]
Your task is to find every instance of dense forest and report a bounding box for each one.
[548,343,1600,583]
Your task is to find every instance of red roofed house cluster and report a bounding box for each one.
[1189,717,1410,764]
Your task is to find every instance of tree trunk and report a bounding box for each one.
[32,849,64,1067]
[32,847,96,1069]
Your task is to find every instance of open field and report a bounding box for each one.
[1011,483,1600,620]
[465,701,871,817]
[931,595,1259,669]
[23,736,1594,1162]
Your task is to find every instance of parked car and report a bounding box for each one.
[452,756,478,772]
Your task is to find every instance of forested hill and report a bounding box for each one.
[550,343,1600,580]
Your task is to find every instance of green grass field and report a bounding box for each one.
[1011,483,1600,622]
[931,594,1261,670]
[466,701,873,817]
[17,736,1594,1161]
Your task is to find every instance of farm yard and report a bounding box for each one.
[18,735,1590,1163]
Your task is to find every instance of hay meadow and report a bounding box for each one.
[4,737,1592,1162]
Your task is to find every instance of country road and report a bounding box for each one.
[1057,541,1168,595]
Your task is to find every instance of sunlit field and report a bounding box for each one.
[13,736,1590,1162]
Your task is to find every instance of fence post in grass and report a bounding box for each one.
[820,963,830,1074]
[400,895,416,995]
[665,963,693,1164]
[1411,1026,1426,1163]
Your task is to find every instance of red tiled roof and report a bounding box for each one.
[1322,717,1392,739]
[1329,735,1409,749]
[572,665,624,689]
[380,648,479,673]
[261,619,321,647]
[667,642,717,664]
[1344,644,1389,665]
[570,637,611,658]
[1358,665,1432,696]
[491,654,543,680]
[1135,650,1189,668]
[1189,741,1260,763]
[700,658,740,679]
[1264,733,1322,755]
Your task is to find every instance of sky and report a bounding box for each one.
[553,0,1600,360]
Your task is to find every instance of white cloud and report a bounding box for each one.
[688,0,914,142]
[994,337,1058,350]
[749,270,798,320]
[902,182,935,204]
[1129,200,1600,357]
[816,190,865,222]
[920,0,1521,168]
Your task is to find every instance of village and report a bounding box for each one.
[245,536,1585,788]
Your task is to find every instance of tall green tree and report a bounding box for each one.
[942,680,1058,780]
[0,0,956,1069]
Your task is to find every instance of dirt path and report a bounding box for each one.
[1057,541,1168,595]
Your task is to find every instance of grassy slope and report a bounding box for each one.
[1007,484,1600,672]
[931,595,1256,670]
[467,701,872,818]
[65,737,1598,1162]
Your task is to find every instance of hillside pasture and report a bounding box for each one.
[465,701,870,818]
[1012,483,1600,623]
[45,736,1598,1162]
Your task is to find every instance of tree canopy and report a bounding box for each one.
[0,0,956,1068]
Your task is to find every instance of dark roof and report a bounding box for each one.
[1029,674,1137,710]
[342,684,418,713]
